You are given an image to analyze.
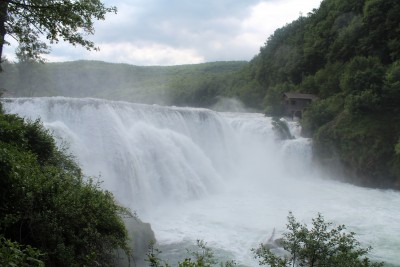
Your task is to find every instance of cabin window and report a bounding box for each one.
[291,100,296,105]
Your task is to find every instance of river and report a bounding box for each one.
[3,97,400,266]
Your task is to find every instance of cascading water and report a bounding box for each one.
[2,97,400,266]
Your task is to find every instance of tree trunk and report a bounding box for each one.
[0,1,9,71]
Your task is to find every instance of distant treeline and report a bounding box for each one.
[0,60,247,107]
[1,0,400,189]
[232,0,400,189]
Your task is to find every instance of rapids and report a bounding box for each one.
[2,97,400,266]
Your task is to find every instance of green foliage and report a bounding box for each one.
[0,60,247,107]
[301,95,343,137]
[396,140,400,156]
[263,83,294,116]
[385,60,400,85]
[0,112,131,266]
[339,56,384,94]
[313,110,399,187]
[361,0,400,62]
[167,66,236,107]
[0,235,44,267]
[344,89,380,114]
[382,60,400,113]
[0,0,117,66]
[227,0,400,188]
[3,0,400,188]
[146,240,236,267]
[305,59,400,187]
[253,212,384,267]
[328,14,364,62]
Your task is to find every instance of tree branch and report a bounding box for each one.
[1,0,57,10]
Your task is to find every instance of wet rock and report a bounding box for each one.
[116,216,156,267]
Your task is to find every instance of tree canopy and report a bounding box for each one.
[2,0,400,189]
[145,213,383,267]
[0,107,131,266]
[217,0,400,189]
[254,212,383,267]
[0,0,117,70]
[0,60,247,106]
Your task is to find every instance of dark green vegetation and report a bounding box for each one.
[0,60,247,107]
[147,240,236,267]
[0,103,131,266]
[254,213,383,267]
[146,214,383,267]
[226,0,400,189]
[0,235,44,266]
[0,0,117,69]
[3,0,400,190]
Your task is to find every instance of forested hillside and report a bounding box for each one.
[0,102,131,266]
[232,0,400,189]
[1,0,399,189]
[0,60,246,106]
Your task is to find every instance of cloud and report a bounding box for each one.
[92,0,322,64]
[235,0,322,53]
[37,40,204,66]
[3,0,322,65]
[90,42,205,65]
[87,0,267,63]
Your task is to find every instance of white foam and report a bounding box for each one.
[3,97,400,266]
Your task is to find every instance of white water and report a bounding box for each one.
[3,97,400,266]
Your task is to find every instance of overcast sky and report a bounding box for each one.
[5,0,322,66]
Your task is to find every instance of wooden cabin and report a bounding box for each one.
[283,92,317,118]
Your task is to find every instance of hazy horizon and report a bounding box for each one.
[3,0,322,66]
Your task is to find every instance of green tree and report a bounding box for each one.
[146,240,235,267]
[253,212,384,267]
[340,56,385,94]
[0,111,131,266]
[263,82,295,116]
[0,235,44,267]
[0,0,117,70]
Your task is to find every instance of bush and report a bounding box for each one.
[344,89,382,115]
[0,235,44,267]
[301,95,343,137]
[0,112,131,266]
[145,213,384,267]
[146,240,236,267]
[340,56,384,94]
[253,212,384,267]
[263,82,295,116]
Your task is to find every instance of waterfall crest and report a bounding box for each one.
[3,97,240,209]
[3,97,399,266]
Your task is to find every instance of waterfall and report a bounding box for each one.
[3,97,235,210]
[3,97,400,266]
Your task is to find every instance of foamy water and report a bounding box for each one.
[3,97,400,266]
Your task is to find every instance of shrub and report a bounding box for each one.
[146,240,236,267]
[340,56,384,94]
[253,212,384,267]
[0,235,44,267]
[301,95,343,137]
[0,112,131,266]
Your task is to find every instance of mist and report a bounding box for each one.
[0,61,246,108]
[211,97,257,113]
[3,97,400,266]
